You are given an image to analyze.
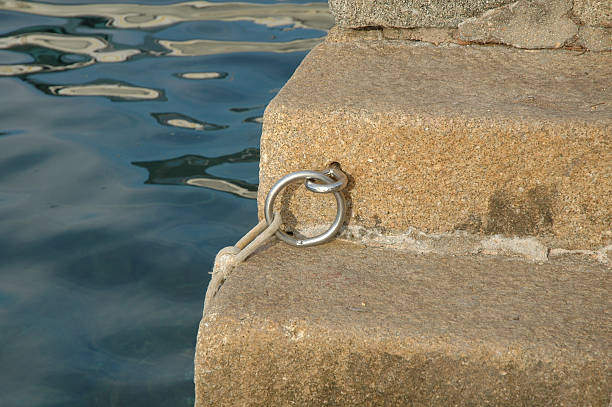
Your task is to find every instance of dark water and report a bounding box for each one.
[0,1,330,405]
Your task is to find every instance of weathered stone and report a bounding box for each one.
[382,26,457,45]
[573,0,612,28]
[258,40,612,250]
[325,26,384,42]
[328,0,514,29]
[458,0,578,49]
[195,241,611,406]
[327,26,458,45]
[578,26,612,51]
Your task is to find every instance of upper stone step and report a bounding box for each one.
[258,37,611,253]
[329,0,612,51]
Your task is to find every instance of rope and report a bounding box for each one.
[203,212,282,314]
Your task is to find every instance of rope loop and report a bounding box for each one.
[203,212,282,313]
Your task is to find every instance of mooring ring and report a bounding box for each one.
[304,166,348,194]
[264,170,346,247]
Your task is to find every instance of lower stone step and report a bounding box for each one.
[195,241,610,406]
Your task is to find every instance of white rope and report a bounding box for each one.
[203,212,282,314]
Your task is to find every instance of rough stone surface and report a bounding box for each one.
[258,40,612,251]
[195,241,611,406]
[328,0,514,29]
[458,0,577,49]
[572,0,612,28]
[382,26,457,45]
[578,26,612,52]
[329,0,612,50]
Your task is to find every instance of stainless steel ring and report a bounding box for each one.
[304,167,347,194]
[264,170,346,247]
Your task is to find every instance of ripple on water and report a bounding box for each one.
[0,0,329,405]
[47,82,164,101]
[151,112,227,131]
[0,1,333,30]
[132,148,259,199]
[0,32,140,62]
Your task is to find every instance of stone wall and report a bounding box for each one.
[329,0,612,51]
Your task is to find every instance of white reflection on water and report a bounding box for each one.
[167,118,206,130]
[152,112,227,130]
[48,83,162,100]
[178,72,228,79]
[244,115,263,123]
[186,178,257,199]
[0,1,328,77]
[0,32,141,62]
[159,37,323,56]
[0,63,45,75]
[0,0,333,30]
[0,60,94,76]
[0,33,323,76]
[0,32,139,75]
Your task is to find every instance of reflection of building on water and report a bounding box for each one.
[177,72,228,80]
[0,32,138,76]
[152,112,227,131]
[244,116,263,124]
[0,1,329,80]
[29,79,165,101]
[0,29,324,78]
[185,178,257,200]
[0,32,140,62]
[0,1,333,30]
[51,83,161,100]
[229,104,265,113]
[132,148,259,200]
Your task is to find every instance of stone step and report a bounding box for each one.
[328,0,611,51]
[195,241,611,406]
[258,36,611,254]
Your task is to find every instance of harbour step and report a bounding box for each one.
[258,36,611,253]
[195,241,610,406]
[196,5,611,404]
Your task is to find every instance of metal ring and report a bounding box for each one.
[264,170,346,247]
[304,166,347,194]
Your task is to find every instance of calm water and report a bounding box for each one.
[0,1,330,405]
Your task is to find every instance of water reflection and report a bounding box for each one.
[152,112,227,130]
[54,83,161,100]
[132,148,259,199]
[0,63,47,75]
[0,32,140,62]
[0,1,333,30]
[0,0,325,405]
[229,104,265,112]
[31,80,165,100]
[0,32,138,76]
[0,3,329,78]
[244,115,263,123]
[177,71,228,80]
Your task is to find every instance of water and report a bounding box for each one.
[0,1,331,405]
